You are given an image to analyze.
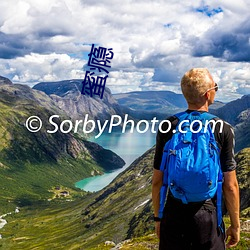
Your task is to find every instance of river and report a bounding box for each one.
[75,129,156,192]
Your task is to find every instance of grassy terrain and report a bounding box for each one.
[0,156,99,213]
[1,204,249,250]
[89,227,250,250]
[0,198,88,249]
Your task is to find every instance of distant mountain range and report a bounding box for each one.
[114,90,225,120]
[32,81,226,123]
[3,75,250,156]
[114,91,186,119]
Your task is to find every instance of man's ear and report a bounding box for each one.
[204,92,209,100]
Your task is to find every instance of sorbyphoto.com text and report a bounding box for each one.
[25,114,224,138]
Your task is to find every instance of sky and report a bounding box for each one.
[0,0,249,102]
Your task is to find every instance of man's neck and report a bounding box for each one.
[187,103,209,112]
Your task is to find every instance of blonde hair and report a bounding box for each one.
[181,68,214,104]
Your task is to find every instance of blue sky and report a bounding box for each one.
[0,0,249,102]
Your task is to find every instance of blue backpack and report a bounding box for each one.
[158,111,223,228]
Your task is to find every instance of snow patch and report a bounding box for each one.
[0,219,7,229]
[0,207,20,238]
[134,199,150,210]
[138,185,145,190]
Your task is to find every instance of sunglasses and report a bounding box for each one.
[203,83,218,95]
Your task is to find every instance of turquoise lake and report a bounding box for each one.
[75,129,156,192]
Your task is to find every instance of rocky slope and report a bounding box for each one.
[213,94,250,126]
[234,108,250,152]
[210,94,250,152]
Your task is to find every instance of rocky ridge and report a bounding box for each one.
[33,80,124,123]
[0,76,12,85]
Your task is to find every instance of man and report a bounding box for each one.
[152,68,240,249]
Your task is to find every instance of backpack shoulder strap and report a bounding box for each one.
[201,112,217,120]
[173,111,189,121]
[201,112,223,230]
[174,111,217,121]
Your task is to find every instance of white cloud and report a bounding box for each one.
[108,70,154,93]
[0,53,86,86]
[0,1,31,34]
[0,0,249,101]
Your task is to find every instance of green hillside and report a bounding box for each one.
[235,147,250,214]
[0,148,155,249]
[0,83,124,213]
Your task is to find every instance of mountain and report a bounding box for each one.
[114,91,249,124]
[0,79,124,212]
[33,80,124,123]
[32,80,250,151]
[32,83,227,122]
[114,91,186,119]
